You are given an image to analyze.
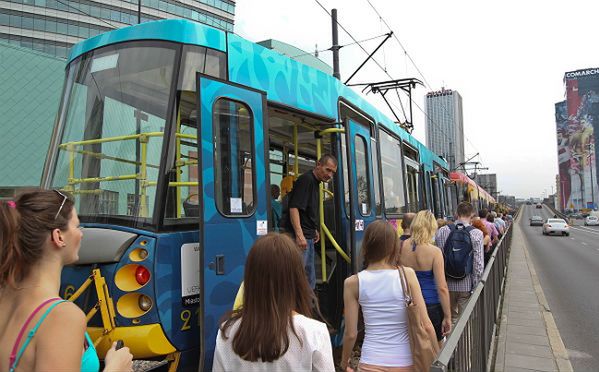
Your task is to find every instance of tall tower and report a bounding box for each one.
[425,88,465,171]
[0,0,235,59]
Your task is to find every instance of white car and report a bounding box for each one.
[543,218,570,236]
[585,216,599,226]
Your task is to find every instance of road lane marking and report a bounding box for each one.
[581,242,587,246]
[571,226,599,236]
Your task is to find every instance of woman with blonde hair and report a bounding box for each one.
[399,210,451,345]
[213,233,334,371]
[341,220,435,371]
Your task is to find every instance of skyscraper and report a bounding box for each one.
[0,0,235,59]
[425,88,465,171]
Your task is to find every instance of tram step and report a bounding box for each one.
[132,359,169,372]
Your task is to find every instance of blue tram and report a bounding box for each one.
[42,19,455,370]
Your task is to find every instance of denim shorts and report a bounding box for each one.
[426,303,444,341]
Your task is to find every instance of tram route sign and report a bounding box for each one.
[181,243,200,306]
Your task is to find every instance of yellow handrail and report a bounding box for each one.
[59,128,200,218]
[58,132,164,147]
[315,128,349,283]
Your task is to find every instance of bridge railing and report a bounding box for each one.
[430,219,514,372]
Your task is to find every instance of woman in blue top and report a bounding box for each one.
[398,210,451,345]
[0,189,132,372]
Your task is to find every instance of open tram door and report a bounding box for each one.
[196,75,267,370]
[345,118,378,273]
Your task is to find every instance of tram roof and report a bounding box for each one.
[67,19,226,63]
[67,19,447,171]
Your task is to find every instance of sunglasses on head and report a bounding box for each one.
[54,190,68,220]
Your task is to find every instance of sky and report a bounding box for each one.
[233,0,598,199]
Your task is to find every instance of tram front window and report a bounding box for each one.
[50,41,177,227]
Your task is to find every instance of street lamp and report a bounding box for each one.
[560,178,566,211]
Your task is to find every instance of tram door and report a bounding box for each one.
[197,75,267,370]
[346,120,376,273]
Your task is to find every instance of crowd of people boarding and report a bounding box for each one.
[0,157,511,372]
[213,199,510,371]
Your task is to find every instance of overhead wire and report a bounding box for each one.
[313,0,449,140]
[288,33,388,59]
[360,0,485,168]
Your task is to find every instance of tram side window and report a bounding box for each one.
[379,129,405,214]
[179,45,226,92]
[371,137,382,216]
[405,164,419,212]
[214,99,255,216]
[164,118,199,220]
[354,135,371,216]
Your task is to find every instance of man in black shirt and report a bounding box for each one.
[288,154,337,288]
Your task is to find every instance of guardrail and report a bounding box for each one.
[430,218,514,371]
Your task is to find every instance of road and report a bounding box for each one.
[519,205,599,371]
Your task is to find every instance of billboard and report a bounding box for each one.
[560,68,599,211]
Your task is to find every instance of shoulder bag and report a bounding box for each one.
[397,265,440,371]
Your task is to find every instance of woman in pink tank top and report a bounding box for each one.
[0,189,132,372]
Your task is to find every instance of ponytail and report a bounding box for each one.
[0,200,23,287]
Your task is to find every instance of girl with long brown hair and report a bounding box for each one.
[0,189,132,372]
[341,220,436,372]
[213,233,334,371]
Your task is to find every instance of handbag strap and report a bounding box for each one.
[396,266,413,306]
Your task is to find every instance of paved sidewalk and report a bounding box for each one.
[494,218,573,372]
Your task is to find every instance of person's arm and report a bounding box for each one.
[103,341,133,372]
[431,248,451,336]
[405,267,438,344]
[340,275,359,371]
[490,224,499,244]
[36,302,87,371]
[312,323,335,372]
[471,230,484,289]
[290,207,306,249]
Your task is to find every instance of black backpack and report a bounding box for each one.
[443,223,475,279]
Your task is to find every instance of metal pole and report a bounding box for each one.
[138,0,141,24]
[331,9,340,80]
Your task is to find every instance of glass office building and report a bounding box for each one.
[425,88,464,171]
[0,0,235,58]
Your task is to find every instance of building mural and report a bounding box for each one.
[557,68,599,211]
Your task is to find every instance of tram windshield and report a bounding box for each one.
[50,41,177,227]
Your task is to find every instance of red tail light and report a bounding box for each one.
[135,265,151,285]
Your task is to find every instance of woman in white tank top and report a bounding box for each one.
[340,220,436,372]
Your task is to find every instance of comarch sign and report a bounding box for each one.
[565,68,599,79]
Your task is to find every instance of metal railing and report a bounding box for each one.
[430,220,514,371]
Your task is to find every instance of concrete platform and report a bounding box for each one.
[494,219,573,372]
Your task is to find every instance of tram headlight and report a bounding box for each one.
[138,294,153,311]
[135,265,151,286]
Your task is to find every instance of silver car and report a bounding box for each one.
[543,218,570,236]
[585,216,599,226]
